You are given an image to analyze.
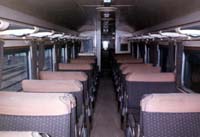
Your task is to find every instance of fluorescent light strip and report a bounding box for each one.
[149,34,167,39]
[61,35,71,39]
[176,28,200,37]
[49,34,64,39]
[0,27,39,36]
[29,31,54,38]
[160,32,188,38]
[141,35,153,39]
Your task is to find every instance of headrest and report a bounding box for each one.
[0,92,75,116]
[39,71,88,81]
[116,58,143,64]
[22,80,83,93]
[120,64,131,70]
[120,63,152,71]
[122,65,161,75]
[0,131,45,137]
[70,59,95,64]
[126,73,175,82]
[141,93,200,113]
[58,63,93,70]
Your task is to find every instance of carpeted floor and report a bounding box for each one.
[90,76,124,137]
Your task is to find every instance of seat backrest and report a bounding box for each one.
[70,59,95,64]
[120,63,131,70]
[120,63,152,71]
[0,91,75,137]
[125,73,177,109]
[58,64,94,87]
[122,65,161,75]
[22,80,83,118]
[39,71,88,82]
[116,58,143,64]
[58,63,93,71]
[0,131,48,137]
[39,71,89,105]
[141,93,200,137]
[126,72,175,82]
[22,80,83,93]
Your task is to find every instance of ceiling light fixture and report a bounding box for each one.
[160,32,188,38]
[176,28,200,37]
[0,20,10,31]
[61,35,71,39]
[0,27,39,37]
[49,33,64,39]
[29,31,54,38]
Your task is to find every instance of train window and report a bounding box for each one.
[133,44,137,58]
[148,44,157,66]
[120,43,128,51]
[183,47,200,93]
[159,45,175,72]
[139,43,145,59]
[0,49,28,91]
[44,48,53,71]
[82,39,94,52]
[74,41,81,58]
[61,46,65,63]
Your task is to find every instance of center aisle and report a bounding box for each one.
[90,76,124,137]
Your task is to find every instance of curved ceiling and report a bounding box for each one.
[0,0,200,31]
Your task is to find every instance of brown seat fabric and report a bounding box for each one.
[58,63,92,71]
[39,71,88,81]
[22,80,83,118]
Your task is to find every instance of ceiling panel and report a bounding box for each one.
[0,0,88,30]
[0,0,200,31]
[121,0,200,30]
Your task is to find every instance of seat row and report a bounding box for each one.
[111,54,200,137]
[0,54,99,137]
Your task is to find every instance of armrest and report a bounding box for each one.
[125,114,138,137]
[77,114,87,137]
[126,126,135,137]
[128,114,136,129]
[78,115,89,137]
[80,127,89,137]
[39,133,51,137]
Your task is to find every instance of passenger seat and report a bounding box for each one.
[39,71,93,130]
[58,63,97,106]
[22,79,89,136]
[140,93,200,137]
[0,92,75,137]
[122,72,178,128]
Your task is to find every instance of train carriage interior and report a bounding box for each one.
[0,0,200,137]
